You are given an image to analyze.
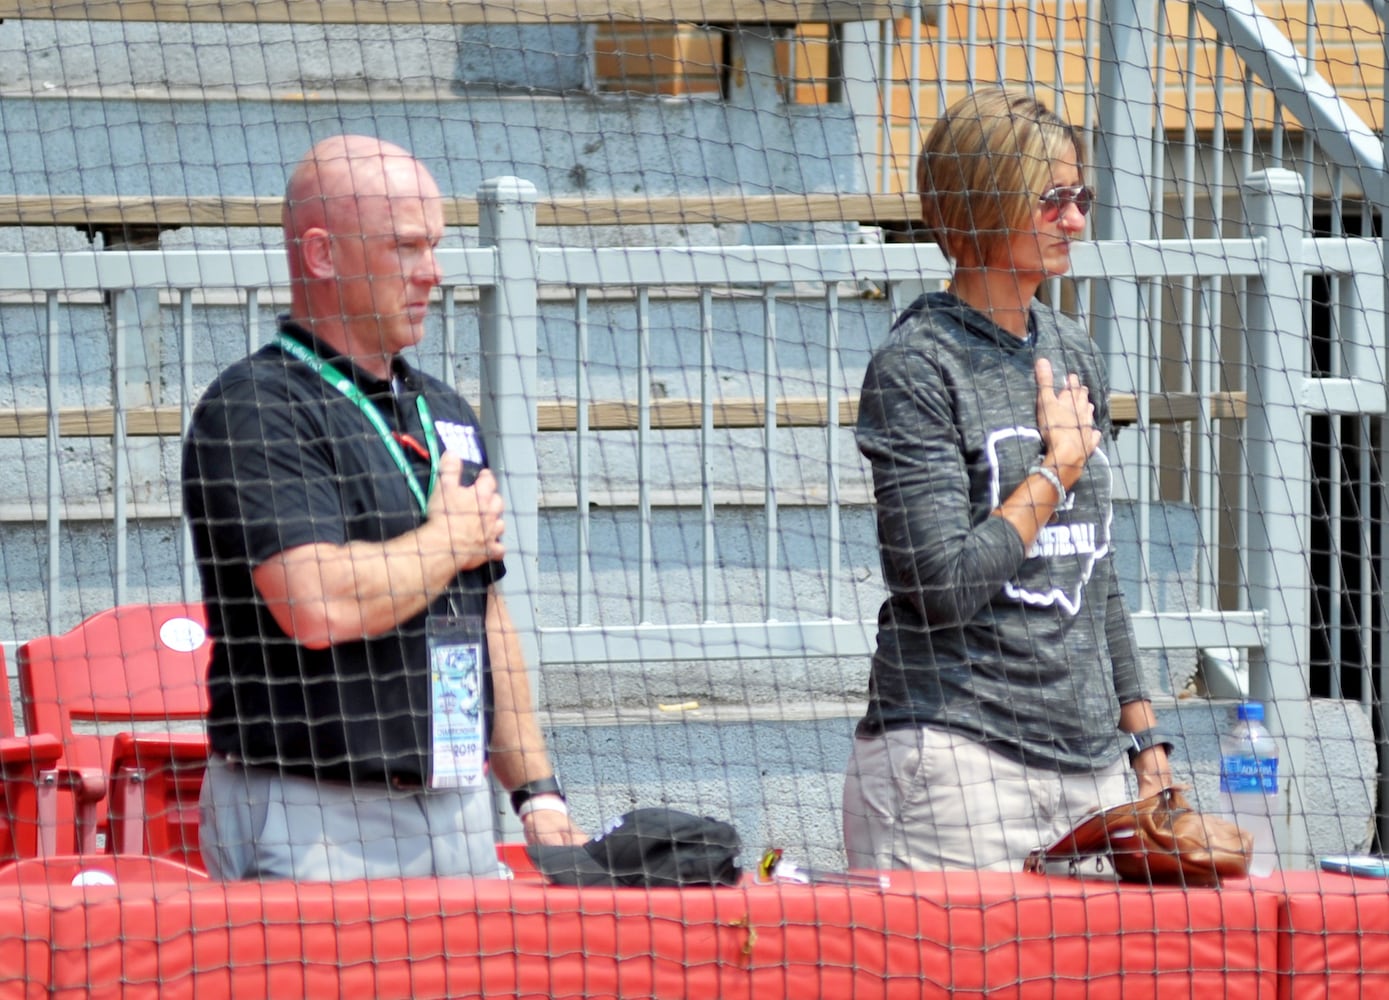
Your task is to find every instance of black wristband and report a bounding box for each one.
[509,775,565,814]
[1125,727,1175,765]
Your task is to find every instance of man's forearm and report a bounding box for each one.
[484,589,555,789]
[252,518,465,648]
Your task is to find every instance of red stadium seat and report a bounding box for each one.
[17,604,211,866]
[0,647,102,861]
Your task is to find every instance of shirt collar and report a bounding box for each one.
[276,317,417,394]
[926,291,1037,351]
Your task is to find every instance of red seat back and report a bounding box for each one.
[17,604,211,861]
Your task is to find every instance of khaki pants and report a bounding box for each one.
[842,726,1127,872]
[199,753,502,881]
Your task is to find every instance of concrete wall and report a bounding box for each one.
[0,20,591,94]
[544,699,1379,873]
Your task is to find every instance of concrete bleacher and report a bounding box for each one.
[0,0,908,253]
[0,0,898,24]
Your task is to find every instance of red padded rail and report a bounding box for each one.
[10,871,1278,1000]
[1272,869,1389,1000]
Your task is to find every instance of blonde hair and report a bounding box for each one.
[917,86,1085,266]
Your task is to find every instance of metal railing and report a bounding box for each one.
[1,166,1384,857]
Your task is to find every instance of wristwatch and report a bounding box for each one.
[1126,727,1175,765]
[509,775,565,815]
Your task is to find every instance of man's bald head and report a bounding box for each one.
[280,135,446,372]
[282,135,437,249]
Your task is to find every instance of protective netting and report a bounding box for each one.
[0,1,1387,996]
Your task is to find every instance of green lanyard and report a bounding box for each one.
[276,333,439,514]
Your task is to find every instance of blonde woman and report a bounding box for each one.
[842,87,1172,871]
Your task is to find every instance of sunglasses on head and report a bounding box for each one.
[1038,183,1093,220]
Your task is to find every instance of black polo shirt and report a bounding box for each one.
[183,318,503,786]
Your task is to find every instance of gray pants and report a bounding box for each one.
[842,726,1127,872]
[199,754,502,881]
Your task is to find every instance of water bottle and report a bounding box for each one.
[1218,701,1280,876]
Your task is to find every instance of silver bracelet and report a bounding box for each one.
[517,794,570,819]
[1028,464,1067,506]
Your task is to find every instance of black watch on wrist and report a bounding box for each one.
[509,775,565,814]
[1125,727,1175,765]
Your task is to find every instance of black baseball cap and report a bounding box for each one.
[526,807,742,888]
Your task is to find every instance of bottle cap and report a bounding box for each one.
[1236,701,1264,722]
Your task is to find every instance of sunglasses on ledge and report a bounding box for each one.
[1039,183,1094,221]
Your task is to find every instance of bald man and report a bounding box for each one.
[183,135,584,880]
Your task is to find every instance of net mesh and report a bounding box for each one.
[0,0,1386,995]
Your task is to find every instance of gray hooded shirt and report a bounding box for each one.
[855,291,1145,771]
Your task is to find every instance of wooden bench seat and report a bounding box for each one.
[0,392,1247,440]
[0,193,922,235]
[0,0,899,25]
